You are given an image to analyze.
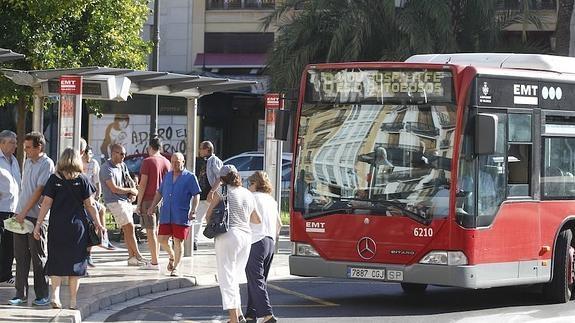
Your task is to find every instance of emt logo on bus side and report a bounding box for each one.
[513,83,538,105]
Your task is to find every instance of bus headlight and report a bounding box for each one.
[292,242,319,257]
[419,251,468,265]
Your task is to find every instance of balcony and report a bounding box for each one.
[405,122,440,137]
[381,122,405,132]
[206,0,275,10]
[313,115,346,132]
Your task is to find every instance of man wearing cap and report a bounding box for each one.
[193,141,223,251]
[0,130,20,286]
[146,152,200,276]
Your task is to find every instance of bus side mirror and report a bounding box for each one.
[475,113,498,155]
[275,109,290,141]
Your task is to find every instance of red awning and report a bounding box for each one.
[193,53,267,68]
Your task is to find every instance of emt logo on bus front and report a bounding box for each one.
[305,221,326,233]
[306,69,453,103]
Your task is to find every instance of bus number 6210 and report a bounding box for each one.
[413,227,433,237]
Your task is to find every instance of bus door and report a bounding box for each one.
[540,112,575,249]
[457,108,541,268]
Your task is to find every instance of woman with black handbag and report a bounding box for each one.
[33,148,105,309]
[205,165,261,323]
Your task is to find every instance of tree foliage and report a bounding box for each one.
[264,0,547,93]
[0,0,152,107]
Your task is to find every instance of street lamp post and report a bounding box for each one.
[150,0,160,137]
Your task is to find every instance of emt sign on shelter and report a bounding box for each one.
[58,75,83,156]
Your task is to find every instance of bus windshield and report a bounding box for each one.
[294,68,456,224]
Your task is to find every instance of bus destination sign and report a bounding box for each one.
[305,69,453,104]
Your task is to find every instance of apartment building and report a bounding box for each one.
[137,0,278,159]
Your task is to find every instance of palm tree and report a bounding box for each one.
[263,0,545,93]
[262,0,398,93]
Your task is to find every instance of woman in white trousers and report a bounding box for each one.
[206,165,260,323]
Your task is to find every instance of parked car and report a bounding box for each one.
[223,151,292,194]
[124,152,172,182]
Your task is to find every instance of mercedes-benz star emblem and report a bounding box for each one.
[357,237,376,260]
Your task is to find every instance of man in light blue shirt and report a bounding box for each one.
[0,130,20,286]
[11,132,54,306]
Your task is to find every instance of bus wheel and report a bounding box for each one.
[400,283,428,294]
[544,228,575,303]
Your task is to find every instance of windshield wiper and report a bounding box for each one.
[302,197,431,226]
[339,197,432,226]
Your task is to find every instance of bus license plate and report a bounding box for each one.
[347,267,386,280]
[386,269,404,281]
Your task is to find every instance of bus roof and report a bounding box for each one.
[406,53,575,75]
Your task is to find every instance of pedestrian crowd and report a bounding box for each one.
[0,131,280,322]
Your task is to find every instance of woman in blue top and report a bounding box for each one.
[147,152,200,276]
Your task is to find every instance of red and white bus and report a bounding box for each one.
[289,53,575,303]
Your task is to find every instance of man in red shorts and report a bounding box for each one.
[136,137,171,270]
[146,152,200,276]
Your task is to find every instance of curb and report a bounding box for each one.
[73,277,196,322]
[84,273,297,322]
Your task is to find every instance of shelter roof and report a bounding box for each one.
[0,48,25,63]
[0,66,256,98]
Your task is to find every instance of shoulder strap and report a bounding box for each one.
[58,172,84,211]
[120,163,134,188]
[221,185,228,202]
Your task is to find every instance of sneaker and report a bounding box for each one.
[136,255,149,262]
[8,297,27,305]
[87,256,96,268]
[1,277,15,285]
[139,262,159,270]
[127,256,146,266]
[33,297,50,306]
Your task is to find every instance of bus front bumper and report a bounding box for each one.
[289,255,550,289]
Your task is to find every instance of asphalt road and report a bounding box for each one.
[105,277,575,323]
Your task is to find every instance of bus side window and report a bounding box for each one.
[542,137,575,198]
[507,114,532,197]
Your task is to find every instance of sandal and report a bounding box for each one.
[170,268,179,277]
[51,301,62,309]
[167,257,175,271]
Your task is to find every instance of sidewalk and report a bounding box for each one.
[0,226,291,322]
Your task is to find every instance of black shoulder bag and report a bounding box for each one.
[59,173,101,247]
[203,185,229,239]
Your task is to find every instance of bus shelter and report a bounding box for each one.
[0,66,256,174]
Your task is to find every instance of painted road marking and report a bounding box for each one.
[267,283,339,307]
